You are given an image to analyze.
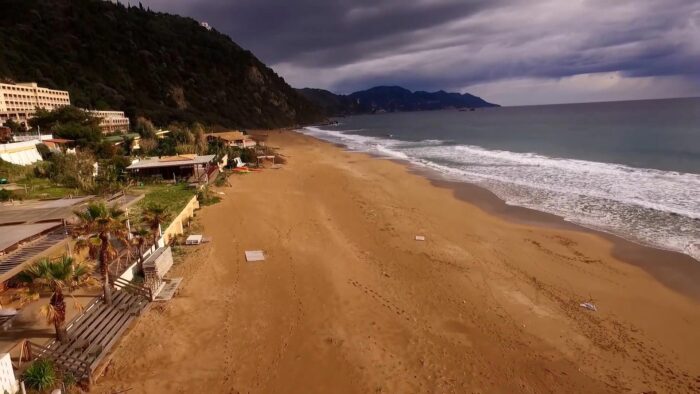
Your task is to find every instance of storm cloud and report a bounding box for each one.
[138,0,700,105]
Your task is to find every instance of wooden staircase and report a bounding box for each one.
[31,288,150,382]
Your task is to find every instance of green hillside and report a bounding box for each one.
[0,0,324,128]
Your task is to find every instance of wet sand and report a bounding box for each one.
[94,130,700,393]
[425,177,700,300]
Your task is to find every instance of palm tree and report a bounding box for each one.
[131,227,151,255]
[72,202,129,305]
[17,256,94,342]
[142,203,171,246]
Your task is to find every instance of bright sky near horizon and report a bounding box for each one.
[138,0,700,105]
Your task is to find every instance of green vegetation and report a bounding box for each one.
[72,202,129,305]
[0,158,31,181]
[30,106,102,147]
[197,186,222,206]
[13,177,79,200]
[23,359,57,392]
[135,184,196,225]
[0,159,83,201]
[141,203,172,245]
[0,0,323,128]
[17,256,95,342]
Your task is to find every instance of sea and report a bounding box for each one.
[300,97,700,262]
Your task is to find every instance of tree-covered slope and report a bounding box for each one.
[0,0,323,128]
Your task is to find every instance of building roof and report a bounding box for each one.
[42,138,74,144]
[126,154,216,170]
[205,131,250,142]
[104,133,140,143]
[0,222,61,253]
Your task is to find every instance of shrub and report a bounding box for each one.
[214,172,230,187]
[197,187,221,206]
[23,359,57,391]
[62,371,77,389]
[0,189,12,201]
[35,143,52,160]
[239,148,255,164]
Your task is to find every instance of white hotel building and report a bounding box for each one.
[85,109,130,134]
[0,82,71,126]
[0,82,130,134]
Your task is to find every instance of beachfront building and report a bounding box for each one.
[126,154,217,184]
[104,132,141,151]
[42,138,76,154]
[0,140,44,165]
[205,131,257,148]
[85,110,130,134]
[0,82,71,127]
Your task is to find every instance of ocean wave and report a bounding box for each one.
[300,126,700,261]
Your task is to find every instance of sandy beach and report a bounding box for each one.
[94,130,700,393]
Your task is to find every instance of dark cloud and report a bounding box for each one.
[138,0,700,104]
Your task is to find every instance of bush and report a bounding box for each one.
[45,151,96,191]
[197,187,221,206]
[213,171,230,187]
[35,143,52,160]
[239,148,255,164]
[23,359,57,391]
[0,189,12,201]
[62,371,77,389]
[33,161,52,178]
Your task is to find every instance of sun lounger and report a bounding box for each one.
[245,250,265,262]
[186,235,203,245]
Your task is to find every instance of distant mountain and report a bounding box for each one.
[0,0,323,128]
[297,86,498,116]
[295,88,358,117]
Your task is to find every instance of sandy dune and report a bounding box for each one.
[94,131,700,393]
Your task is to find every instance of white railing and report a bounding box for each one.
[0,353,18,394]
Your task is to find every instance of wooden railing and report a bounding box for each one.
[26,341,92,382]
[112,277,153,301]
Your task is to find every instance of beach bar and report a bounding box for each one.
[205,131,257,148]
[126,154,216,183]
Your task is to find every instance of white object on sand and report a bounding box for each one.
[245,250,265,262]
[415,235,425,241]
[186,235,203,245]
[579,302,597,312]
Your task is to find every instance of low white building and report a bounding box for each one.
[205,131,257,148]
[84,109,130,134]
[0,139,43,165]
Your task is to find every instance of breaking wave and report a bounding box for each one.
[301,126,700,261]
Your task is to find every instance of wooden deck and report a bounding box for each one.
[31,288,149,381]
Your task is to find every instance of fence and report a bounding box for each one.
[160,195,199,244]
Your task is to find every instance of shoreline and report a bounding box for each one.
[429,176,700,301]
[308,132,700,300]
[94,129,700,393]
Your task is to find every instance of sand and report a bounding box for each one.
[94,131,700,393]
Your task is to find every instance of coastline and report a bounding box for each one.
[426,173,700,301]
[94,129,700,393]
[313,132,700,300]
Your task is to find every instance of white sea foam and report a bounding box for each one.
[301,126,700,261]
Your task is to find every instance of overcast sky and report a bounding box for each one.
[138,0,700,105]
